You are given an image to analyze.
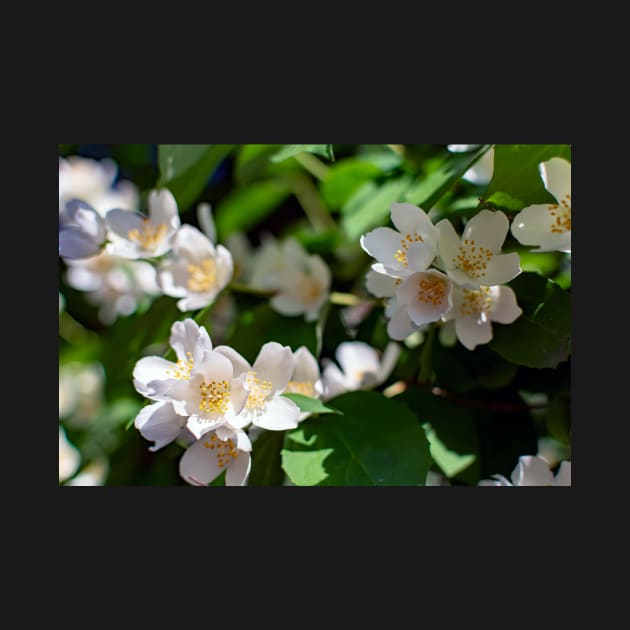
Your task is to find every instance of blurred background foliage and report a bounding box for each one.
[58,143,571,486]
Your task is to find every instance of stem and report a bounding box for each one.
[329,291,366,306]
[229,282,275,297]
[294,152,330,181]
[289,173,337,233]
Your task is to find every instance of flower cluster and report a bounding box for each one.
[479,455,571,486]
[59,156,234,322]
[361,202,523,350]
[132,319,397,485]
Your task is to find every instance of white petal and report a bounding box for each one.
[462,209,509,253]
[365,269,398,298]
[406,241,437,272]
[252,342,294,391]
[387,305,418,341]
[179,434,225,485]
[462,148,494,185]
[59,426,80,482]
[105,209,145,240]
[511,455,554,486]
[490,286,522,324]
[479,475,511,486]
[148,188,180,230]
[225,451,251,485]
[540,157,570,203]
[455,316,493,350]
[321,362,349,400]
[134,401,186,451]
[447,144,480,152]
[193,349,233,385]
[214,345,251,377]
[177,294,215,312]
[66,200,107,241]
[390,202,437,241]
[197,202,216,243]
[215,245,234,288]
[436,219,462,263]
[172,224,215,260]
[553,461,571,486]
[169,318,202,362]
[378,342,401,383]
[186,414,226,440]
[192,326,214,366]
[133,356,177,396]
[291,346,320,384]
[336,341,381,380]
[253,396,300,430]
[59,229,102,260]
[360,227,404,266]
[270,292,307,316]
[481,253,521,286]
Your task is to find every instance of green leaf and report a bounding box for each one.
[157,144,234,212]
[485,144,571,212]
[214,178,291,239]
[281,391,431,486]
[248,430,286,486]
[271,144,335,163]
[405,145,492,209]
[489,273,571,369]
[320,158,382,210]
[281,393,342,415]
[341,175,413,240]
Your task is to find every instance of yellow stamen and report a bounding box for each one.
[187,258,217,292]
[127,219,168,251]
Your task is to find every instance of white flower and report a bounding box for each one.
[360,203,439,278]
[59,155,139,218]
[442,283,522,350]
[322,341,400,400]
[157,225,233,312]
[196,202,216,244]
[65,458,109,486]
[285,346,324,422]
[59,426,80,483]
[133,319,249,440]
[479,455,571,486]
[248,235,298,290]
[510,157,571,253]
[447,144,495,185]
[65,251,160,324]
[395,269,453,326]
[224,342,301,431]
[59,361,104,423]
[270,252,331,322]
[59,200,107,260]
[105,188,180,259]
[180,426,252,486]
[436,209,521,289]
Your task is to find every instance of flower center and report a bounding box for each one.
[166,351,194,380]
[394,232,424,267]
[548,194,571,234]
[187,258,217,292]
[460,287,493,316]
[203,434,238,468]
[198,380,231,414]
[286,380,315,397]
[245,371,273,410]
[127,219,168,251]
[452,239,494,279]
[417,276,447,305]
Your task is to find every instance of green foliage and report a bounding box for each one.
[281,391,432,486]
[158,144,234,212]
[405,144,492,209]
[320,158,383,210]
[281,393,342,415]
[271,144,335,163]
[489,273,571,368]
[485,144,571,211]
